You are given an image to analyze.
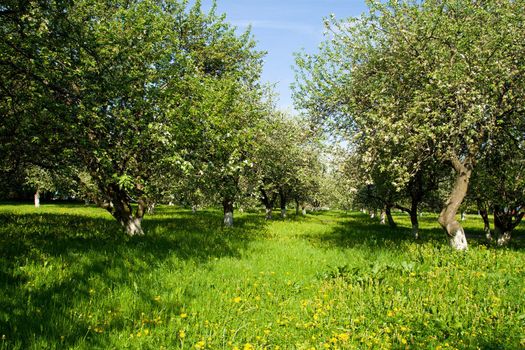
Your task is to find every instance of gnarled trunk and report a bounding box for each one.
[385,206,396,228]
[223,199,234,227]
[260,187,276,220]
[477,203,492,241]
[410,210,419,239]
[438,158,471,250]
[101,185,145,236]
[493,205,524,246]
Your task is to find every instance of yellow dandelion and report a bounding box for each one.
[233,296,242,303]
[195,340,206,349]
[180,313,188,318]
[243,343,254,350]
[154,295,161,302]
[338,333,350,342]
[179,329,186,339]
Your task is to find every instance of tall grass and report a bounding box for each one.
[0,204,524,349]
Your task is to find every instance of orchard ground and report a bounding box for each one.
[0,204,524,349]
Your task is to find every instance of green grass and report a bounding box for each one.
[0,204,524,349]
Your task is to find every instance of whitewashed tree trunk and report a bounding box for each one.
[192,205,197,213]
[281,208,286,218]
[369,210,375,219]
[460,211,466,221]
[449,228,468,250]
[125,217,144,236]
[497,231,512,246]
[34,190,40,208]
[224,211,233,227]
[223,199,234,227]
[265,207,272,220]
[438,157,471,251]
[380,210,386,224]
[302,207,307,216]
[412,222,419,240]
[147,202,156,214]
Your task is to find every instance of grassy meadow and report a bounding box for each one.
[0,204,524,349]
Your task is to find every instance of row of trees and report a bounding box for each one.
[294,0,525,249]
[0,0,327,234]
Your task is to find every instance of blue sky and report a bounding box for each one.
[202,1,368,111]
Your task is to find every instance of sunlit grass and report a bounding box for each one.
[0,204,524,349]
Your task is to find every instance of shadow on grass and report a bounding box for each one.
[295,211,525,251]
[0,206,266,349]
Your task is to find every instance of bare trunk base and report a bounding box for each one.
[281,209,286,218]
[265,207,272,220]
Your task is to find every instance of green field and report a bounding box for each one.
[0,204,524,349]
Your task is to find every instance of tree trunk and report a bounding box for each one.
[379,209,386,224]
[192,204,197,214]
[438,158,471,250]
[302,206,307,216]
[147,202,156,214]
[260,187,276,220]
[34,189,40,208]
[410,210,419,239]
[265,207,272,220]
[385,206,396,228]
[493,205,524,246]
[460,211,466,221]
[223,199,234,227]
[295,198,300,216]
[279,189,287,218]
[477,204,492,241]
[101,185,145,236]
